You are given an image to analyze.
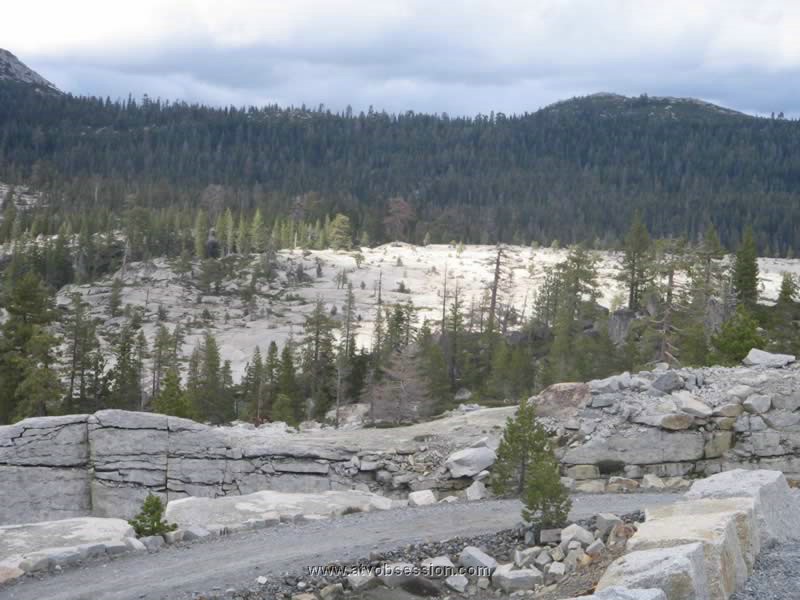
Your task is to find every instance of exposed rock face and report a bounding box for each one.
[0,407,507,526]
[533,383,590,420]
[547,355,800,485]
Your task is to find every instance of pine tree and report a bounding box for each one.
[152,368,190,417]
[278,341,301,423]
[711,306,764,365]
[250,208,267,253]
[107,325,142,410]
[301,299,338,419]
[128,493,176,537]
[236,214,251,255]
[109,278,123,318]
[733,226,759,307]
[0,271,57,423]
[194,210,208,259]
[491,398,571,530]
[620,212,652,310]
[64,293,98,413]
[329,213,352,250]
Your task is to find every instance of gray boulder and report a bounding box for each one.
[651,371,684,393]
[445,447,496,478]
[743,349,795,368]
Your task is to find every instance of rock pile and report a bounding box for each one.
[589,469,800,600]
[542,351,800,489]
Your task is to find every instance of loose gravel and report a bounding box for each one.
[732,542,800,600]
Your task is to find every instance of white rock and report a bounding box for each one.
[598,543,709,600]
[124,538,147,552]
[139,535,164,552]
[743,394,772,414]
[586,539,606,557]
[596,513,624,538]
[445,574,469,593]
[465,480,487,501]
[181,526,211,541]
[545,561,566,583]
[408,490,437,507]
[629,502,753,599]
[672,391,713,418]
[743,348,795,368]
[459,546,497,572]
[256,575,268,585]
[422,555,454,578]
[346,574,375,591]
[492,564,543,592]
[445,446,497,478]
[685,469,800,545]
[565,587,667,600]
[641,474,666,490]
[561,523,595,547]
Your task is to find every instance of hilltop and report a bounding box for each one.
[0,48,59,92]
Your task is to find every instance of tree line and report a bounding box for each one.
[1,81,800,253]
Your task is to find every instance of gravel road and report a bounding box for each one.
[3,493,679,600]
[731,541,800,600]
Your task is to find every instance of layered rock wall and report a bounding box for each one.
[544,353,800,489]
[0,411,392,525]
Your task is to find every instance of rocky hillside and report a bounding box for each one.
[0,49,58,91]
[54,244,799,381]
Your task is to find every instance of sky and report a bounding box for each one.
[3,0,800,117]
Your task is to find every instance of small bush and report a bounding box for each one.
[128,493,177,537]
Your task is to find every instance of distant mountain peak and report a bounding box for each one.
[541,92,749,121]
[0,48,60,92]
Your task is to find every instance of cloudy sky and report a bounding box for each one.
[3,0,800,116]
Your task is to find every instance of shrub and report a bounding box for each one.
[491,398,571,531]
[128,493,177,537]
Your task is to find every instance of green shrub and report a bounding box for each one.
[128,493,177,537]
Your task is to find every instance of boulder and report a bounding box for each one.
[586,538,606,558]
[181,526,211,541]
[561,523,595,547]
[576,480,607,493]
[641,474,666,490]
[458,546,497,572]
[743,394,772,414]
[607,477,640,493]
[590,373,634,394]
[685,469,800,545]
[652,371,684,393]
[445,447,497,478]
[596,513,623,538]
[139,535,165,552]
[565,465,600,480]
[421,556,454,578]
[408,490,437,507]
[563,430,705,466]
[672,392,712,418]
[464,480,487,501]
[712,404,743,418]
[545,561,566,583]
[743,349,795,368]
[533,383,591,420]
[491,563,543,591]
[444,574,468,593]
[569,587,668,600]
[628,505,752,600]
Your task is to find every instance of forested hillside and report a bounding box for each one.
[1,82,799,253]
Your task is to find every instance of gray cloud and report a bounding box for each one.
[9,0,800,116]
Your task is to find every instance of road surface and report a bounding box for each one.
[3,493,679,600]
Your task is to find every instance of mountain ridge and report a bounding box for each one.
[0,48,59,93]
